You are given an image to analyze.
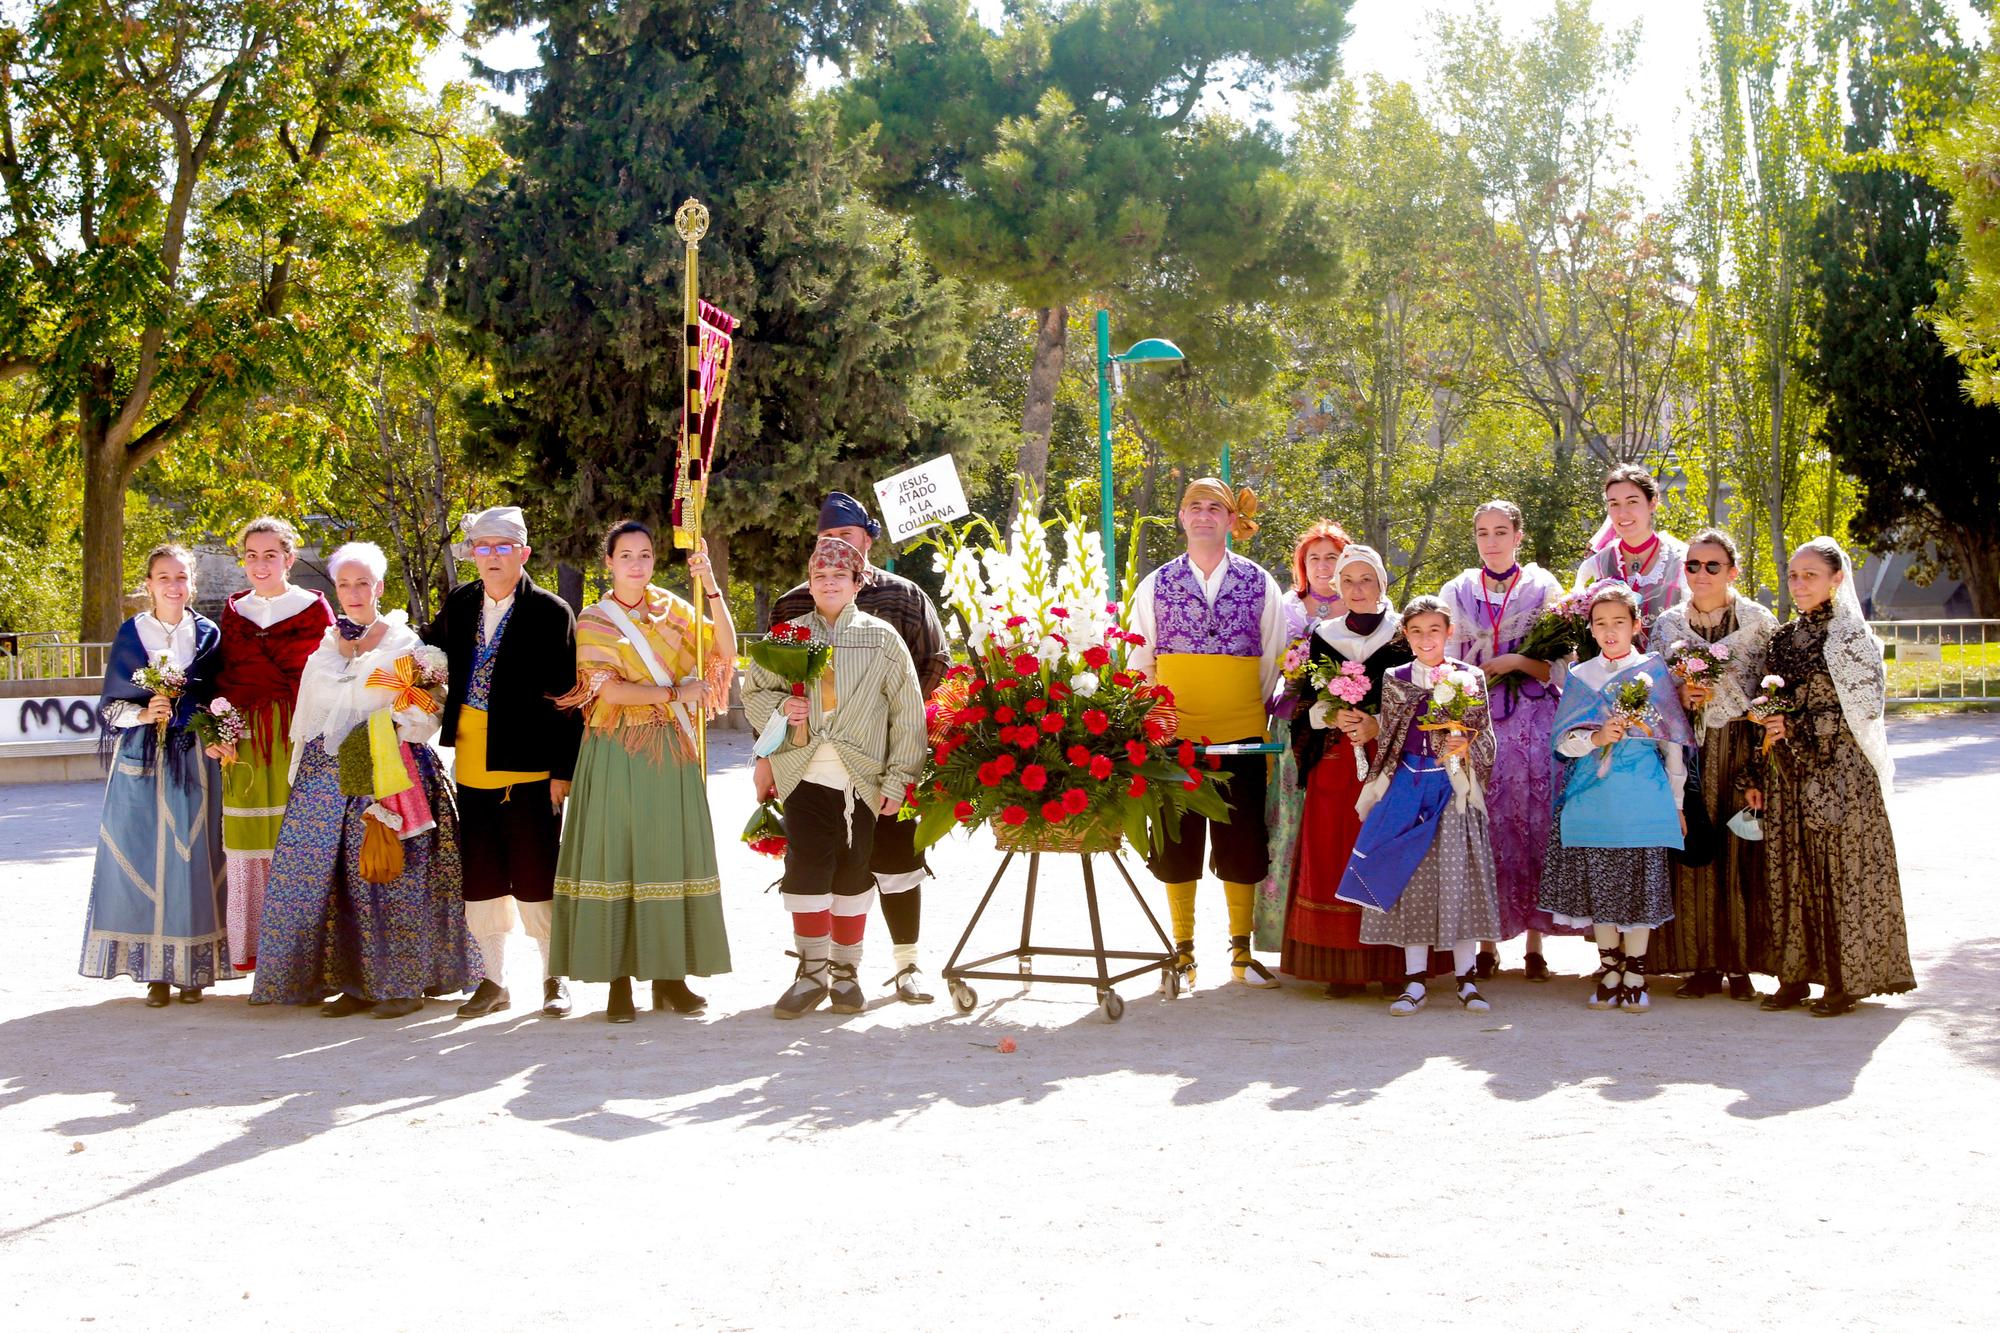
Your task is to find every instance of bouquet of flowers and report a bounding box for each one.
[1307,658,1376,779]
[131,654,188,749]
[908,483,1229,853]
[1416,666,1486,776]
[188,697,247,764]
[1280,636,1312,685]
[747,621,833,757]
[742,797,787,858]
[367,649,448,716]
[1746,673,1797,758]
[1597,674,1661,775]
[1665,638,1730,705]
[1493,581,1617,695]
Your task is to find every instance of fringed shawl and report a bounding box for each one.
[555,585,732,765]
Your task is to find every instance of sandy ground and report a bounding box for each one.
[2,716,1996,1330]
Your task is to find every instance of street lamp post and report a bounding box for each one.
[1095,308,1184,586]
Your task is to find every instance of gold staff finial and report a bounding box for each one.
[674,198,710,245]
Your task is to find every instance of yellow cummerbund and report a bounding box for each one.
[454,705,550,789]
[1154,653,1266,743]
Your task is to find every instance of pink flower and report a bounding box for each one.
[997,1037,1018,1053]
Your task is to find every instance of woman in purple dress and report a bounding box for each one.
[1438,500,1575,981]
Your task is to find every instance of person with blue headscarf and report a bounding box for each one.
[1537,581,1694,1012]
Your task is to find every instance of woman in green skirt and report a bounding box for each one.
[551,520,737,1022]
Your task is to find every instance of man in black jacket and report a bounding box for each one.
[766,492,949,1004]
[425,506,584,1019]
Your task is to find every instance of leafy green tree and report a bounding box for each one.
[1929,12,2000,405]
[843,0,1351,519]
[0,0,460,637]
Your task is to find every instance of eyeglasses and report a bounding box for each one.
[472,543,519,557]
[1684,559,1730,575]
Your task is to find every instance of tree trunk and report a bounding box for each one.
[79,393,129,641]
[1011,305,1069,530]
[557,563,585,612]
[1951,529,2000,618]
[753,583,772,633]
[1766,357,1790,615]
[706,530,733,610]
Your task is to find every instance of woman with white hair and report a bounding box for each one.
[250,542,482,1015]
[1744,537,1914,1017]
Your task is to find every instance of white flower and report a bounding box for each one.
[1068,672,1101,697]
[1035,635,1065,664]
[210,698,235,716]
[1454,669,1484,696]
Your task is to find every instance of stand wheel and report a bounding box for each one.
[1157,965,1181,1000]
[949,979,977,1014]
[1100,989,1125,1022]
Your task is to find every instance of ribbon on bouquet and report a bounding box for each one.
[366,655,443,715]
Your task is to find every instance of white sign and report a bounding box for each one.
[3,695,105,744]
[873,455,970,544]
[1897,641,1943,663]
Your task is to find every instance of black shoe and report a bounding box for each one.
[886,965,935,1004]
[774,954,830,1019]
[606,977,636,1024]
[424,984,456,999]
[1809,988,1858,1018]
[827,961,866,1014]
[1475,949,1498,980]
[1676,970,1723,999]
[1760,980,1810,1012]
[653,979,707,1014]
[321,993,369,1017]
[1524,951,1551,983]
[541,977,572,1018]
[145,982,171,1008]
[1727,974,1758,1002]
[369,997,424,1019]
[455,979,510,1018]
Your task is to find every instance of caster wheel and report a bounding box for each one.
[1157,964,1181,1000]
[949,980,977,1014]
[1101,990,1125,1022]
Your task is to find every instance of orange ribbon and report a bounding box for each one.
[367,654,443,715]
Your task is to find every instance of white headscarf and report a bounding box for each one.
[1808,537,1895,795]
[452,506,529,560]
[1333,544,1390,606]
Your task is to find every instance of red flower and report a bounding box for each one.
[1144,717,1169,742]
[953,801,975,822]
[790,682,806,697]
[1012,653,1039,676]
[1005,615,1030,629]
[1151,684,1177,705]
[1040,714,1064,734]
[1066,744,1092,766]
[1001,804,1028,826]
[1182,768,1203,791]
[994,705,1016,724]
[1176,740,1197,767]
[1021,764,1049,793]
[1061,788,1089,814]
[1041,800,1067,823]
[956,704,988,726]
[1048,682,1071,701]
[1014,728,1041,749]
[976,762,1001,788]
[1128,775,1149,797]
[946,663,974,681]
[1082,708,1110,736]
[1111,670,1133,688]
[1083,646,1110,668]
[1125,739,1150,765]
[1206,753,1223,770]
[933,740,957,765]
[995,677,1019,692]
[1024,698,1046,715]
[1050,606,1070,619]
[1089,755,1115,780]
[992,754,1017,777]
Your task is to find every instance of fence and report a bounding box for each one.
[0,634,111,683]
[1872,619,2000,706]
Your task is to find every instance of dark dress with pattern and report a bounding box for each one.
[1755,606,1915,998]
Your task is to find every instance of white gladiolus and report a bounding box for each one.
[1069,672,1101,697]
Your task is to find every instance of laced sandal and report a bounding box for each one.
[1523,951,1551,983]
[1456,968,1490,1013]
[1809,988,1858,1018]
[773,952,830,1019]
[1388,975,1428,1016]
[1229,935,1280,989]
[1619,956,1650,1013]
[1588,948,1625,1011]
[885,965,934,1005]
[827,961,866,1014]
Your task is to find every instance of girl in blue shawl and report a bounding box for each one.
[1536,582,1693,1012]
[81,544,238,1005]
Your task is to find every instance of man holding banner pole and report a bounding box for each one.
[765,491,950,1004]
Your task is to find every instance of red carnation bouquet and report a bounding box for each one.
[741,797,787,858]
[748,620,832,757]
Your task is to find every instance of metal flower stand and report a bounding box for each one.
[942,841,1179,1023]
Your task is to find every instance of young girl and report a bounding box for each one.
[82,545,238,1005]
[1338,597,1502,1015]
[1745,537,1914,1016]
[1538,583,1693,1011]
[1573,465,1688,636]
[1647,529,1776,1000]
[1438,499,1574,981]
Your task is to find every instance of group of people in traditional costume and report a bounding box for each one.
[79,463,1916,1024]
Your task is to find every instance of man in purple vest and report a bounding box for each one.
[1128,479,1287,993]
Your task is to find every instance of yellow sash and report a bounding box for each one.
[454,706,550,788]
[1155,653,1266,742]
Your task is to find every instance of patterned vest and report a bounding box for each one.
[1153,554,1266,655]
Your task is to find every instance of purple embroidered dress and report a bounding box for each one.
[1440,565,1581,941]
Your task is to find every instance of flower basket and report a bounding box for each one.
[992,815,1123,856]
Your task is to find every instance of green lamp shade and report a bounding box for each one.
[1116,337,1185,364]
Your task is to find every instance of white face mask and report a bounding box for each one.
[1726,808,1763,841]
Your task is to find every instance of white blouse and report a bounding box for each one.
[107,613,198,730]
[1554,651,1686,809]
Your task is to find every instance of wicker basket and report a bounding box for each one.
[991,816,1124,856]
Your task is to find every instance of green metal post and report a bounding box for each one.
[1097,308,1116,583]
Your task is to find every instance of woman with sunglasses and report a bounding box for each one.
[1573,465,1687,637]
[1647,530,1777,1001]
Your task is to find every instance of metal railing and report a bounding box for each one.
[0,635,111,683]
[1871,619,2000,706]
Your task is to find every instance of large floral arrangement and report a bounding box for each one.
[908,488,1230,853]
